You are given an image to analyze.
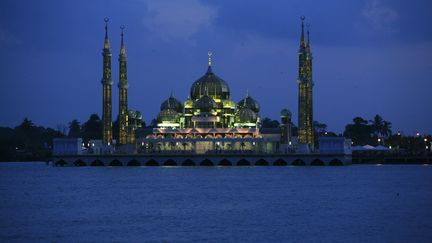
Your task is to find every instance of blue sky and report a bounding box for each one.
[0,0,431,134]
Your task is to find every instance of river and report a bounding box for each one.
[1,162,431,242]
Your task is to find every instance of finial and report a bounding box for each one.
[103,17,110,49]
[246,89,249,97]
[208,51,213,67]
[170,90,173,97]
[300,16,306,48]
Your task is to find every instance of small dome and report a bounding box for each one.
[235,107,257,124]
[160,94,183,113]
[135,111,143,120]
[157,108,179,123]
[190,66,230,100]
[128,110,136,119]
[237,93,260,113]
[184,96,194,108]
[194,94,216,112]
[281,108,292,118]
[222,99,235,109]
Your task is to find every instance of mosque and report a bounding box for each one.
[52,17,352,166]
[98,16,313,155]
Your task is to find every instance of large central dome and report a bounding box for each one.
[190,66,230,100]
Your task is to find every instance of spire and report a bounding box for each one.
[206,51,213,74]
[299,16,306,49]
[306,23,311,53]
[246,89,250,97]
[120,25,126,56]
[104,17,110,50]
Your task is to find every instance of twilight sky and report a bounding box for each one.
[0,0,431,134]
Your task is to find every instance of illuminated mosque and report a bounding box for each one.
[96,16,316,155]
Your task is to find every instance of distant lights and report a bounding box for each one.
[424,138,428,142]
[416,132,420,137]
[389,146,392,149]
[377,138,381,142]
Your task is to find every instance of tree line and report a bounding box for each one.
[0,114,429,161]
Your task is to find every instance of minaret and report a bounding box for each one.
[118,25,129,145]
[297,16,314,150]
[101,18,113,145]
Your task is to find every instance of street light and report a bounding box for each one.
[378,138,381,143]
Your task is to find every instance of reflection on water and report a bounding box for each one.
[1,162,432,242]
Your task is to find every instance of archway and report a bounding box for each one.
[182,159,195,166]
[110,159,122,166]
[55,159,66,167]
[273,159,288,166]
[200,159,214,166]
[255,159,269,166]
[218,159,232,166]
[91,159,104,166]
[164,159,177,166]
[145,159,159,166]
[292,159,306,166]
[311,159,325,166]
[237,159,251,166]
[127,159,140,166]
[74,159,86,166]
[329,159,343,166]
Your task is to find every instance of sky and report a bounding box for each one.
[0,0,431,135]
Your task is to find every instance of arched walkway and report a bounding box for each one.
[164,159,177,166]
[55,159,66,167]
[329,159,343,166]
[74,159,86,166]
[273,159,288,166]
[200,159,214,166]
[110,159,123,166]
[292,159,306,166]
[218,159,232,166]
[127,159,140,166]
[237,159,251,166]
[91,159,104,166]
[182,159,195,166]
[255,159,269,166]
[311,159,325,166]
[145,159,159,166]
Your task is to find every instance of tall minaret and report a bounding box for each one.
[101,18,113,145]
[118,25,129,145]
[297,16,314,149]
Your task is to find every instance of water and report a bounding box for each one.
[1,162,431,242]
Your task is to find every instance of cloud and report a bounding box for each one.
[361,0,399,31]
[142,0,218,41]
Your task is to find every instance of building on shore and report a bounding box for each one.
[53,17,352,165]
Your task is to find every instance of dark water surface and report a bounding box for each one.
[1,162,431,242]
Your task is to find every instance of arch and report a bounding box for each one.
[329,159,343,166]
[55,159,66,167]
[182,159,195,166]
[273,159,288,166]
[200,159,214,166]
[164,159,177,166]
[292,159,306,166]
[311,159,325,166]
[255,159,269,166]
[145,159,159,166]
[219,159,232,166]
[205,134,213,139]
[110,159,123,166]
[127,159,140,166]
[244,134,252,138]
[74,159,86,166]
[91,159,104,166]
[237,159,251,166]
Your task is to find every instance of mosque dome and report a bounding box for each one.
[160,94,183,113]
[184,96,194,108]
[235,107,258,124]
[190,66,230,100]
[128,110,137,119]
[194,94,217,112]
[157,108,179,123]
[237,92,260,113]
[281,108,292,118]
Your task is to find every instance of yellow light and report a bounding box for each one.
[424,138,428,142]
